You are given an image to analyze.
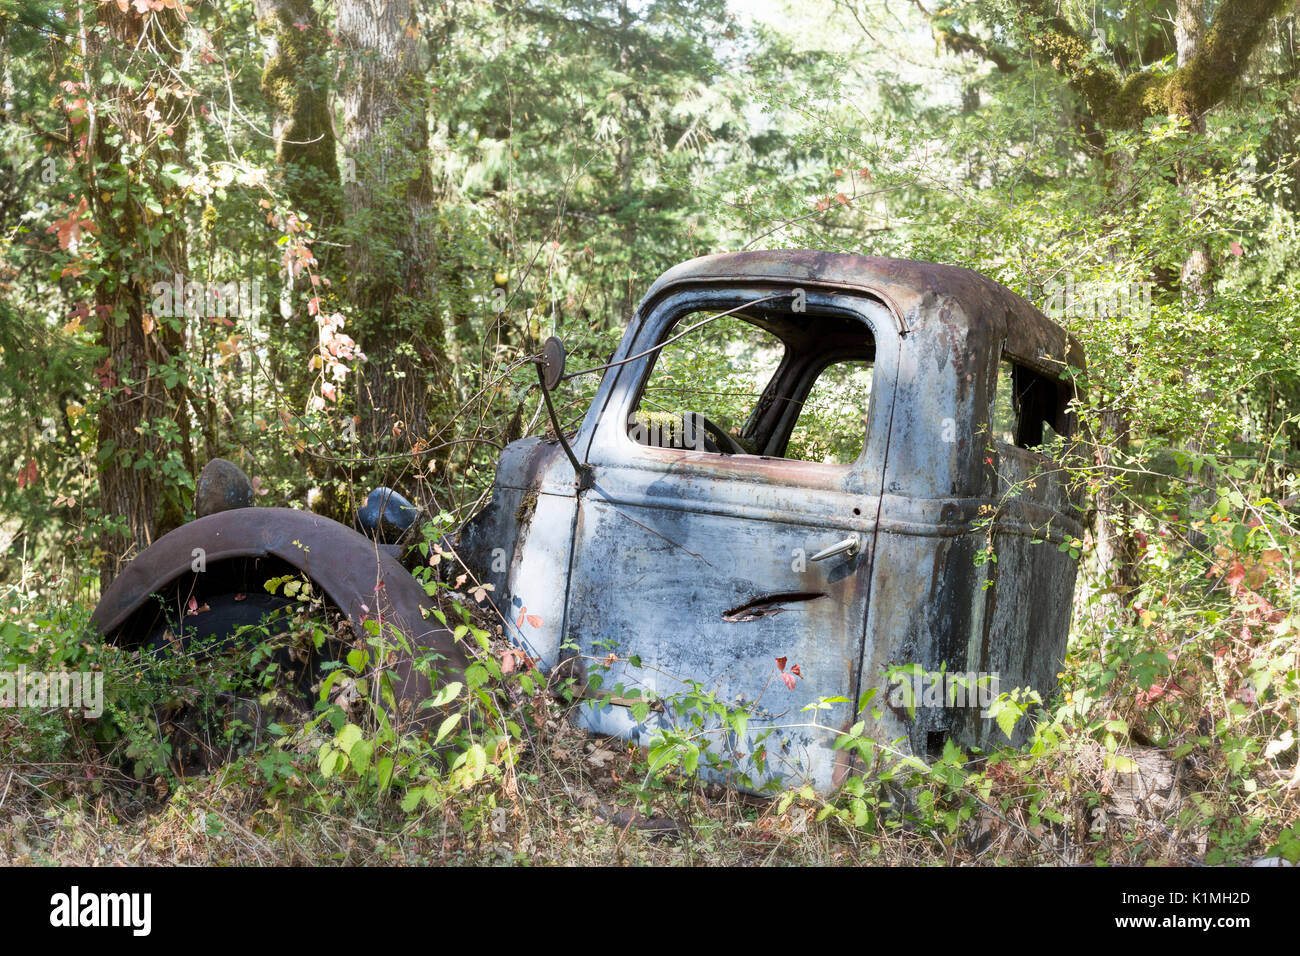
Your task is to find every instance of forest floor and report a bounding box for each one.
[3,669,1288,867]
[2,575,1297,867]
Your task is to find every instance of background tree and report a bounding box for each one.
[81,3,195,584]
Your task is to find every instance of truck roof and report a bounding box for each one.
[637,249,1085,377]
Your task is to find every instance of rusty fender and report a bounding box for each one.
[92,507,466,708]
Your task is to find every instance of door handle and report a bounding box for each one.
[810,536,860,562]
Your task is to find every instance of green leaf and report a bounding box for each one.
[991,701,1019,741]
[350,738,373,776]
[429,681,463,708]
[464,663,489,690]
[1106,753,1138,773]
[319,747,342,778]
[434,712,462,744]
[336,723,363,752]
[683,744,700,775]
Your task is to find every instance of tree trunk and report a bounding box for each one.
[337,0,448,474]
[90,5,192,587]
[1091,407,1142,605]
[1176,0,1214,305]
[255,0,344,501]
[254,0,341,238]
[1174,0,1218,542]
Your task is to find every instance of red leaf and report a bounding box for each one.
[1229,241,1243,257]
[525,614,543,628]
[780,672,797,691]
[500,650,517,674]
[16,458,37,489]
[1137,680,1182,707]
[775,656,787,672]
[53,198,95,251]
[790,663,802,678]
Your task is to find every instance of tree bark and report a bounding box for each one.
[254,0,343,502]
[1014,0,1287,130]
[89,5,192,587]
[337,0,449,469]
[255,0,341,237]
[1175,0,1219,543]
[1176,0,1214,306]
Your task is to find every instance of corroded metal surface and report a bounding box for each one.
[460,250,1086,793]
[639,250,1085,375]
[92,507,465,706]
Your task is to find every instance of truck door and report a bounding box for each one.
[561,286,900,792]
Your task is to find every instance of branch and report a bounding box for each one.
[1014,0,1121,124]
[1015,0,1289,128]
[910,1,1017,73]
[1162,0,1291,117]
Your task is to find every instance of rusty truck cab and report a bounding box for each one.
[461,249,1084,793]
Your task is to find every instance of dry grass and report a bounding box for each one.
[2,570,1296,868]
[8,683,1294,867]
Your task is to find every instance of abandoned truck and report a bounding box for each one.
[92,249,1085,794]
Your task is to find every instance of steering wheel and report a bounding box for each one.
[687,413,749,456]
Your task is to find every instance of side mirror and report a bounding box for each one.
[541,336,566,390]
[534,336,590,489]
